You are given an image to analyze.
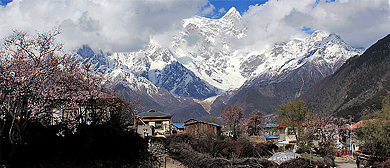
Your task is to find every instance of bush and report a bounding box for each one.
[372,160,390,168]
[296,147,311,154]
[323,155,335,167]
[166,134,283,167]
[231,157,277,168]
[167,134,279,167]
[166,134,279,159]
[167,141,279,168]
[167,133,230,158]
[230,137,256,158]
[167,142,226,168]
[1,121,148,167]
[255,142,279,157]
[279,157,329,168]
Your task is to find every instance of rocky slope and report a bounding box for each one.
[300,34,390,120]
[207,31,362,116]
[76,45,210,122]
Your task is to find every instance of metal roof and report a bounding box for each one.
[172,123,185,128]
[266,123,282,128]
[138,109,172,118]
[265,134,279,139]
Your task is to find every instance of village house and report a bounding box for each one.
[278,126,297,144]
[136,125,153,138]
[342,119,376,154]
[137,109,172,136]
[264,123,296,143]
[50,92,120,126]
[264,123,281,137]
[263,121,358,154]
[184,119,222,136]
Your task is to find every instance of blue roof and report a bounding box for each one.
[208,122,220,126]
[266,134,279,139]
[266,123,282,128]
[172,123,185,129]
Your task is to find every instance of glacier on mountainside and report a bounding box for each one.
[169,7,362,92]
[76,7,362,103]
[77,43,220,100]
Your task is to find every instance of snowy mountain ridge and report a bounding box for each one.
[76,7,363,120]
[78,7,362,99]
[169,7,361,92]
[240,30,362,88]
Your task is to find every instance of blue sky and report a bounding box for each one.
[0,0,389,52]
[0,0,11,6]
[206,0,268,18]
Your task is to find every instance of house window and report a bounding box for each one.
[288,128,295,135]
[155,121,163,129]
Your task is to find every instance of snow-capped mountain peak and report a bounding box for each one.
[181,7,246,41]
[306,30,330,42]
[221,7,241,21]
[75,6,366,121]
[240,30,363,89]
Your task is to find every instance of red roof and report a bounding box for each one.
[350,119,376,129]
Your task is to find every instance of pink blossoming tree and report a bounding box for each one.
[0,30,135,145]
[0,29,86,144]
[221,104,244,138]
[241,109,264,136]
[303,116,351,156]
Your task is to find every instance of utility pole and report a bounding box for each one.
[349,121,352,156]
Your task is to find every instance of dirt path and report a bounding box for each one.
[335,157,357,168]
[160,154,187,168]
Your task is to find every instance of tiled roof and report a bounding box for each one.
[138,109,172,118]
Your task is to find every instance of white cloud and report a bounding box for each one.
[198,2,215,16]
[0,0,388,53]
[218,7,226,14]
[241,0,390,49]
[306,0,390,48]
[0,0,210,52]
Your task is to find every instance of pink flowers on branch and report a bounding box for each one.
[0,29,118,145]
[241,110,264,136]
[221,104,244,138]
[221,104,264,138]
[303,116,351,156]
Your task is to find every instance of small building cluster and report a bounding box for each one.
[263,121,365,155]
[134,109,366,158]
[135,109,222,138]
[134,109,297,145]
[264,123,297,142]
